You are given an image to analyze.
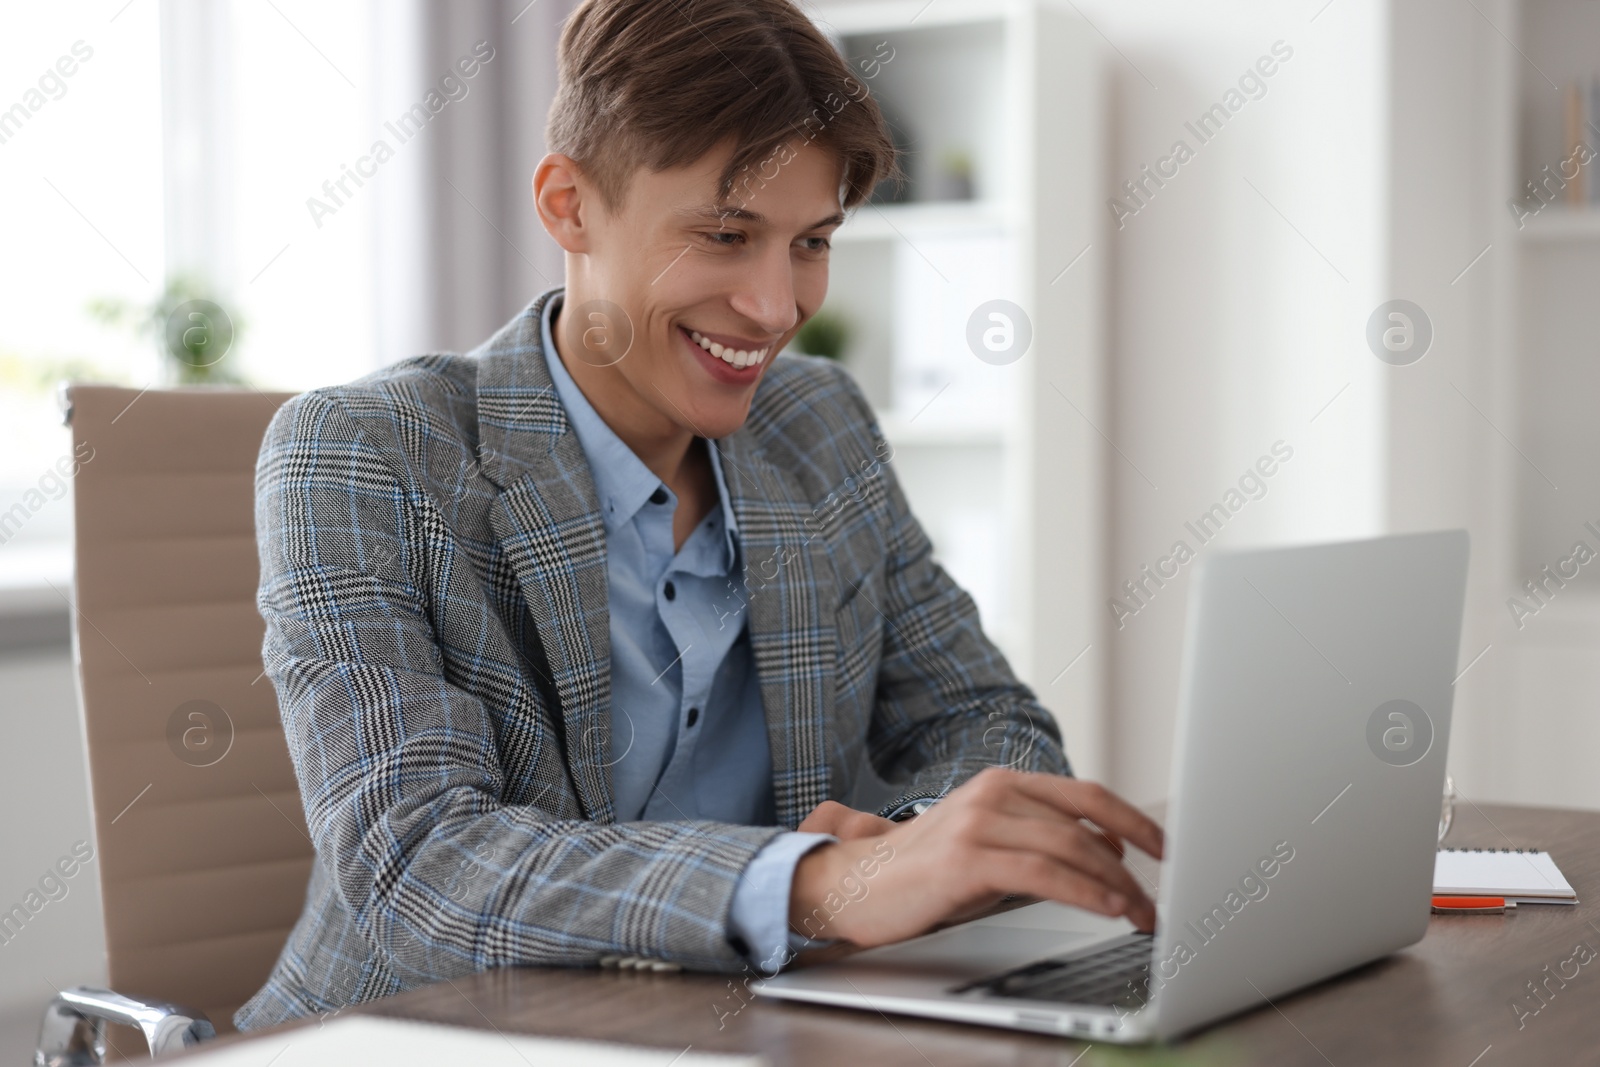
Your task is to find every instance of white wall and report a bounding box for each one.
[1081,0,1596,813]
[0,646,106,1066]
[1381,0,1513,808]
[1079,0,1391,803]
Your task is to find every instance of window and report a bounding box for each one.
[1,1,385,592]
[1,5,159,583]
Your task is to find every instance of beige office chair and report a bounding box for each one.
[35,384,310,1065]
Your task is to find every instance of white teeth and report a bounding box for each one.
[685,327,767,368]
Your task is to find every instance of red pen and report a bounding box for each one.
[1431,895,1511,914]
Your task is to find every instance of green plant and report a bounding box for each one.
[87,271,247,385]
[794,310,851,361]
[940,146,974,179]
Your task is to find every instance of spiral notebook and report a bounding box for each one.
[1433,848,1578,904]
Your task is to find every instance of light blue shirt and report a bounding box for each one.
[539,291,833,972]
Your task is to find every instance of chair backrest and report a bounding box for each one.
[64,384,310,1036]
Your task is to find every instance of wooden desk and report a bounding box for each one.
[235,803,1600,1066]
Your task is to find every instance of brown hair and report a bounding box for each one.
[546,0,902,215]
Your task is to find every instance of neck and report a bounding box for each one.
[551,290,696,485]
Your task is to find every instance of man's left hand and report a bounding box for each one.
[796,800,896,840]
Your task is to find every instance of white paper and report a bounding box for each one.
[180,1014,765,1067]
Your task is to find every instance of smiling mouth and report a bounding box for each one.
[683,327,771,370]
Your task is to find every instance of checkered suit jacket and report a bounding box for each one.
[235,288,1071,1030]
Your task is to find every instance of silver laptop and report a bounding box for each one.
[754,530,1470,1042]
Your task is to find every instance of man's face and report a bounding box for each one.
[568,137,845,440]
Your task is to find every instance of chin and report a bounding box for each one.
[682,401,755,441]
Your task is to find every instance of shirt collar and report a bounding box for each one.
[540,290,740,564]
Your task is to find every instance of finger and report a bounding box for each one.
[798,801,895,841]
[968,782,1136,862]
[794,810,829,834]
[1093,826,1126,858]
[838,812,895,840]
[796,800,851,835]
[979,815,1152,918]
[1086,825,1162,912]
[1007,801,1129,861]
[978,848,1148,929]
[1006,847,1156,933]
[859,813,897,836]
[1008,774,1165,860]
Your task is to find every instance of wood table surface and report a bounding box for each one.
[216,802,1600,1066]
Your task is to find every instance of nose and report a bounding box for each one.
[728,243,799,340]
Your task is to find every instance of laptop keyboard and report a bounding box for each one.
[953,932,1155,1009]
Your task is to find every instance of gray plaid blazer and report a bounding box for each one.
[236,288,1071,1030]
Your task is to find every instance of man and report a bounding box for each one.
[236,0,1161,1031]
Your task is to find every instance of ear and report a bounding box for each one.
[534,152,595,254]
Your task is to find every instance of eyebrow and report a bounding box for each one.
[679,205,847,231]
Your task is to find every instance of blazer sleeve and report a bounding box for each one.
[254,389,785,984]
[826,374,1075,815]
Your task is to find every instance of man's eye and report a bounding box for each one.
[701,231,743,247]
[802,237,832,253]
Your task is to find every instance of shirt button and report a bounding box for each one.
[664,580,676,601]
[649,487,669,505]
[686,707,700,727]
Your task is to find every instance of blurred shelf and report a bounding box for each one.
[835,200,1010,243]
[804,0,1102,727]
[1517,208,1600,242]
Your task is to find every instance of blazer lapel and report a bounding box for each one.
[471,290,836,830]
[475,291,616,824]
[717,431,835,829]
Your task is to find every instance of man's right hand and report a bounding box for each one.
[788,768,1164,948]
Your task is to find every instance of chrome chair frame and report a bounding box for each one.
[35,987,214,1066]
